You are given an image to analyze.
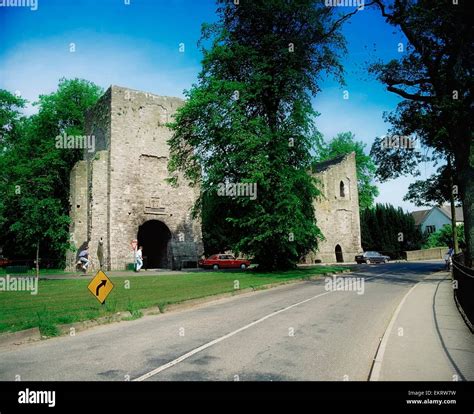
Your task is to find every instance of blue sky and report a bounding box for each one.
[0,0,436,211]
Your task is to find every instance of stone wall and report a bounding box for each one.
[107,86,203,270]
[304,152,362,263]
[67,89,112,270]
[405,247,448,261]
[68,85,203,271]
[66,160,88,268]
[89,151,110,269]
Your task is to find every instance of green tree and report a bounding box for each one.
[369,0,473,265]
[168,1,353,270]
[0,79,102,271]
[200,191,241,255]
[0,89,26,146]
[403,164,459,207]
[313,131,379,210]
[0,90,27,232]
[423,224,465,249]
[361,203,422,257]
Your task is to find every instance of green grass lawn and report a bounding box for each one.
[0,266,347,336]
[0,268,76,276]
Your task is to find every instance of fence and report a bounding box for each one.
[452,253,474,332]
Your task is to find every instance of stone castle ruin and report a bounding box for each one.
[67,86,203,270]
[67,86,361,270]
[305,153,362,263]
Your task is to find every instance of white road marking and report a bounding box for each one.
[133,274,381,381]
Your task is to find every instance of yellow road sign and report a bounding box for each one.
[88,270,114,304]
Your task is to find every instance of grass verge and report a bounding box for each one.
[0,266,349,335]
[0,268,76,276]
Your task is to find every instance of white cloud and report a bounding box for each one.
[0,32,200,115]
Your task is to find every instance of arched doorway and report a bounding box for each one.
[335,244,344,263]
[137,220,171,269]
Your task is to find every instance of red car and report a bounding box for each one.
[199,254,251,270]
[0,257,13,267]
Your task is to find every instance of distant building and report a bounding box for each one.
[303,153,362,264]
[411,205,464,235]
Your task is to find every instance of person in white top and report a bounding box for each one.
[135,246,143,272]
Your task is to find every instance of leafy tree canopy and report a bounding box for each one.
[360,203,423,257]
[423,224,465,250]
[0,79,102,266]
[368,0,473,265]
[168,0,352,270]
[404,164,461,207]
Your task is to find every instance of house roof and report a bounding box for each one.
[411,205,464,226]
[411,209,431,226]
[438,205,464,222]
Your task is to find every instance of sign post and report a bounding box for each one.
[88,270,114,304]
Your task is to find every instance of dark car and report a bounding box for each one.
[355,251,390,264]
[198,254,251,270]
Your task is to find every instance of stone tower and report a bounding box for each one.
[68,86,203,271]
[305,152,362,263]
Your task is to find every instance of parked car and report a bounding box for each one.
[198,254,251,270]
[0,256,13,267]
[355,251,390,264]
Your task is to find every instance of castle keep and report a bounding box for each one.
[68,86,361,269]
[306,153,362,263]
[68,86,203,270]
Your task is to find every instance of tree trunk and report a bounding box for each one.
[449,197,458,252]
[456,140,474,268]
[461,168,474,267]
[448,157,459,253]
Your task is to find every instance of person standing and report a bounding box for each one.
[97,238,104,269]
[135,246,143,272]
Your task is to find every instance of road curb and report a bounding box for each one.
[57,312,133,336]
[0,328,41,350]
[0,312,134,350]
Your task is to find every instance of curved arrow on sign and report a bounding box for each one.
[96,280,107,296]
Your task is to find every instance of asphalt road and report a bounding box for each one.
[0,261,450,381]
